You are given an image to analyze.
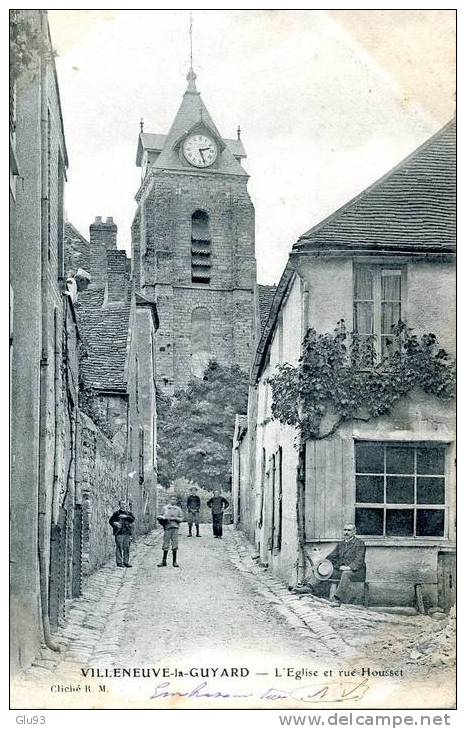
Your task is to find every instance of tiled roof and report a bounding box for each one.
[257,284,277,332]
[139,132,166,153]
[77,287,105,308]
[136,76,248,177]
[295,118,456,253]
[64,221,90,273]
[138,133,246,163]
[225,138,246,159]
[76,301,131,391]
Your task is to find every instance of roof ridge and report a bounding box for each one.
[297,117,456,245]
[65,221,89,245]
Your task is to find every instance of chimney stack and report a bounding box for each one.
[89,216,117,287]
[89,215,117,250]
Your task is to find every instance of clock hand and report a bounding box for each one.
[199,149,206,163]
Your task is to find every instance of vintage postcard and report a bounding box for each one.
[9,8,456,713]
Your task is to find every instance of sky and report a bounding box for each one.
[47,9,456,285]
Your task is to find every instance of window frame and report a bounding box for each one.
[354,440,448,540]
[353,263,407,360]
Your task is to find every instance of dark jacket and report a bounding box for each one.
[327,537,366,580]
[186,494,201,512]
[109,509,135,536]
[206,496,229,515]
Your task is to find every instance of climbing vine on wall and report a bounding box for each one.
[9,11,56,83]
[269,320,455,442]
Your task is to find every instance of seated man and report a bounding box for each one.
[327,523,366,606]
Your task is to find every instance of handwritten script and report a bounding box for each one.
[150,678,371,704]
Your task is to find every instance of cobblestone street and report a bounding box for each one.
[13,526,455,710]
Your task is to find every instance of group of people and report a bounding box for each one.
[109,487,229,570]
[109,498,365,606]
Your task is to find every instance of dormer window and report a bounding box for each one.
[191,210,211,284]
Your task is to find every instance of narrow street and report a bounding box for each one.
[13,527,455,710]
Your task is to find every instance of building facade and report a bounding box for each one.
[10,9,74,671]
[10,12,160,670]
[234,120,456,609]
[74,217,160,563]
[131,68,256,392]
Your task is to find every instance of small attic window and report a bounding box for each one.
[191,210,211,284]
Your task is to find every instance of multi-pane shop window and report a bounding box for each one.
[354,442,446,537]
[353,266,402,358]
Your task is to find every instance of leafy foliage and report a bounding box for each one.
[10,11,56,83]
[269,320,455,441]
[157,361,249,491]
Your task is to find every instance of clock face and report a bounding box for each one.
[183,134,218,168]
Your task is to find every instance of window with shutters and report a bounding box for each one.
[354,441,447,538]
[191,210,211,284]
[353,265,404,359]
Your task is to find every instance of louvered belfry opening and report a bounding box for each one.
[191,210,211,284]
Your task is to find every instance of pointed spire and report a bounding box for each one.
[186,66,198,93]
[186,12,198,94]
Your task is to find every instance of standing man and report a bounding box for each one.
[109,499,135,568]
[186,486,201,537]
[326,523,366,606]
[206,490,229,538]
[157,499,183,567]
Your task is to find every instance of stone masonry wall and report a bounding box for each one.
[78,412,126,576]
[135,170,256,390]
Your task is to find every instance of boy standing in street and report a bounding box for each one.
[186,486,201,537]
[109,499,135,567]
[206,490,229,538]
[157,500,183,567]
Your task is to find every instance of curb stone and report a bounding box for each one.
[226,527,355,662]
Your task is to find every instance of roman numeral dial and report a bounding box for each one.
[183,134,218,168]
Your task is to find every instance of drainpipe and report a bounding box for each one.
[296,279,310,585]
[37,13,60,653]
[302,281,310,336]
[51,308,59,525]
[296,443,306,585]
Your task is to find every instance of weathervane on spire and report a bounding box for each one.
[189,12,193,70]
[186,12,198,91]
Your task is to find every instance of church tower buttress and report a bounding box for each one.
[132,69,256,392]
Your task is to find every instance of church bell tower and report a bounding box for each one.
[131,66,256,392]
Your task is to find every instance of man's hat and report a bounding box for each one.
[313,559,334,581]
